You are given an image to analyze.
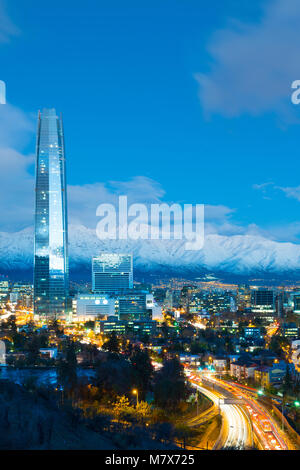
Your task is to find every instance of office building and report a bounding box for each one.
[72,294,115,322]
[237,284,251,311]
[244,326,262,340]
[98,317,157,336]
[282,323,299,339]
[291,292,300,314]
[0,281,9,299]
[92,253,133,293]
[34,109,69,319]
[250,288,275,319]
[115,291,154,321]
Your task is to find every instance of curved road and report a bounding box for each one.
[189,374,252,449]
[203,374,293,450]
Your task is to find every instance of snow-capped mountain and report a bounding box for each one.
[1,224,300,277]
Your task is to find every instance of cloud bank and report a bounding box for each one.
[195,0,300,119]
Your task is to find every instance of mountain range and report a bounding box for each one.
[1,225,300,279]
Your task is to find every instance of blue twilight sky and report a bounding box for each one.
[1,0,300,241]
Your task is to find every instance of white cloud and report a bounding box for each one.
[109,176,165,203]
[0,104,35,231]
[0,147,34,231]
[254,181,300,203]
[68,176,165,227]
[205,204,235,220]
[265,221,300,242]
[278,184,300,202]
[0,104,34,147]
[253,182,274,191]
[195,0,300,118]
[0,1,19,43]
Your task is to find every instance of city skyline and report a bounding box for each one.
[1,0,300,456]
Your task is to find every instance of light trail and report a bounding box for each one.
[188,375,251,449]
[205,374,291,450]
[0,311,15,321]
[222,404,249,449]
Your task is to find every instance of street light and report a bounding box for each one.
[132,389,139,406]
[258,389,264,396]
[294,401,300,407]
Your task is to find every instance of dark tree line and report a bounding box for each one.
[94,342,190,411]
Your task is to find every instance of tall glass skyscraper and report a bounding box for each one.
[34,108,69,319]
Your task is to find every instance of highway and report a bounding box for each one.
[161,360,294,450]
[188,372,252,449]
[222,403,250,449]
[202,373,293,450]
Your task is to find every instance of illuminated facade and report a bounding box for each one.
[115,291,154,321]
[250,289,275,313]
[72,294,115,322]
[237,284,251,311]
[34,109,69,319]
[291,291,300,314]
[92,253,133,293]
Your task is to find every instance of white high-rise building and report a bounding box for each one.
[92,253,133,294]
[72,294,115,322]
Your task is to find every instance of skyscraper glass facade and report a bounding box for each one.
[115,291,153,321]
[92,253,133,293]
[34,108,69,319]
